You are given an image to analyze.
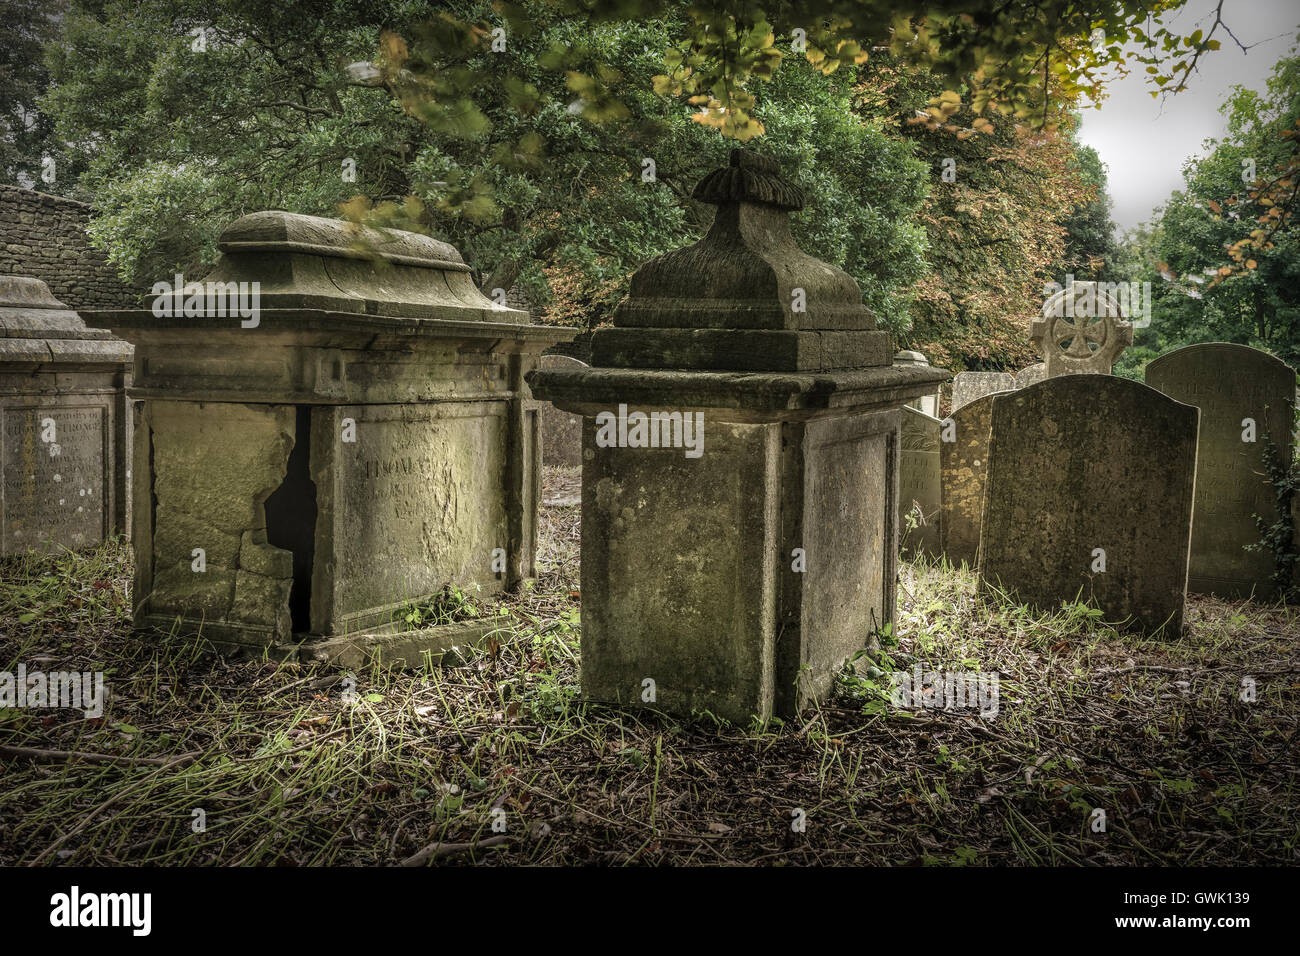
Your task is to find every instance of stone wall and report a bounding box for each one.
[0,185,142,310]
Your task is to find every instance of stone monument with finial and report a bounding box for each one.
[528,149,949,722]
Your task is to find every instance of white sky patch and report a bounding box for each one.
[1076,0,1299,235]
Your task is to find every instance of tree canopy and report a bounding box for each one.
[0,0,66,189]
[18,0,1260,370]
[1115,44,1300,375]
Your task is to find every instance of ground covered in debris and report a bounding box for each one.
[1,470,1296,866]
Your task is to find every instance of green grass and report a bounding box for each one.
[0,526,1296,866]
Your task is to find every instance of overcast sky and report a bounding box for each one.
[1076,0,1300,236]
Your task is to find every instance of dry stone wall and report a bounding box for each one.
[0,185,142,310]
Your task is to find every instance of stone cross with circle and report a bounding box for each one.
[1030,281,1134,377]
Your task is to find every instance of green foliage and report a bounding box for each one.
[43,0,424,283]
[41,0,930,332]
[397,584,482,629]
[871,61,1094,370]
[1055,140,1120,283]
[0,0,69,192]
[1246,422,1300,603]
[835,648,898,716]
[416,1,1233,147]
[1114,46,1300,378]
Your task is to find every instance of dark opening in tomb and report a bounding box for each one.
[265,406,317,634]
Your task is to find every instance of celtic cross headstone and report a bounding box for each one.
[1030,280,1133,377]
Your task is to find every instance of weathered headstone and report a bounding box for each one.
[895,350,941,418]
[1030,280,1133,377]
[899,407,942,557]
[529,150,949,722]
[1014,362,1046,388]
[939,391,1002,568]
[1,276,132,555]
[952,371,1016,412]
[538,354,587,467]
[980,376,1197,634]
[1146,343,1296,598]
[83,212,573,660]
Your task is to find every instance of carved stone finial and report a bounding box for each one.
[595,149,890,371]
[691,149,806,211]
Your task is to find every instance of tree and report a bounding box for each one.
[1116,45,1300,374]
[43,0,929,334]
[380,0,1239,181]
[0,0,69,192]
[40,0,1236,357]
[43,0,427,282]
[857,58,1094,371]
[371,0,1224,358]
[1056,139,1119,283]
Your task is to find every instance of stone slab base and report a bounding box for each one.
[134,615,500,669]
[304,621,502,669]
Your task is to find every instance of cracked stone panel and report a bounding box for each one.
[146,401,295,638]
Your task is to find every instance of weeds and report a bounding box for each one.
[0,486,1295,865]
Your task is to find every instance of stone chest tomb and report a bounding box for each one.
[529,150,949,722]
[82,212,571,660]
[1,275,132,555]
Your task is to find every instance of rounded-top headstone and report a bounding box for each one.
[951,371,1016,411]
[1146,342,1297,598]
[980,375,1197,634]
[939,390,1005,567]
[1014,362,1046,388]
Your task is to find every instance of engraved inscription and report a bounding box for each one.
[332,406,506,619]
[3,405,107,554]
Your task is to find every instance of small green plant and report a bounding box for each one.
[835,649,897,714]
[902,503,921,534]
[935,744,970,774]
[951,845,982,866]
[397,584,483,629]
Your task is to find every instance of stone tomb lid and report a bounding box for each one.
[0,275,132,365]
[81,211,566,340]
